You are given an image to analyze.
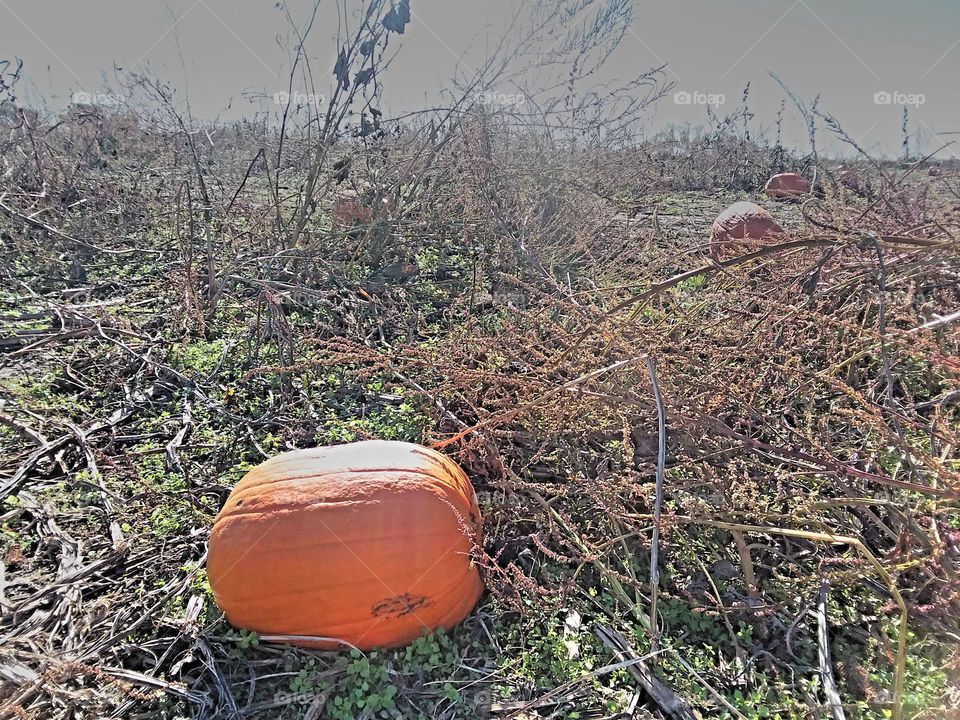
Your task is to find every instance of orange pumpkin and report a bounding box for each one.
[709,201,785,261]
[838,168,866,195]
[331,186,397,227]
[208,440,484,650]
[331,188,375,226]
[764,172,809,199]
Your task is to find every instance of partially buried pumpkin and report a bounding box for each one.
[763,172,809,199]
[709,201,784,261]
[208,440,484,650]
[331,188,374,226]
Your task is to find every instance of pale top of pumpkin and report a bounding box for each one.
[216,441,480,525]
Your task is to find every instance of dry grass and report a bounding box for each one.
[1,98,959,719]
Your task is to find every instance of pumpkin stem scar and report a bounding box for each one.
[371,593,431,618]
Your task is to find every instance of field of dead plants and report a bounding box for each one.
[1,13,960,719]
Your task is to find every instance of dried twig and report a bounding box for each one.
[431,355,647,449]
[594,624,701,720]
[645,356,666,657]
[817,582,847,720]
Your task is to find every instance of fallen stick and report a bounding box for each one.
[908,308,960,333]
[500,653,659,719]
[674,519,906,720]
[594,624,702,720]
[646,357,666,657]
[0,193,159,256]
[817,582,847,720]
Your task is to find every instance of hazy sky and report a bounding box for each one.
[2,0,958,157]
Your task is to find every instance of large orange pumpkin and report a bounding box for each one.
[208,440,484,650]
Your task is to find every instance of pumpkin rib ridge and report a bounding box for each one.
[215,539,479,600]
[216,538,479,587]
[214,498,475,521]
[237,466,462,485]
[223,466,476,504]
[210,509,480,557]
[213,546,479,602]
[210,528,478,557]
[224,560,482,641]
[220,566,478,617]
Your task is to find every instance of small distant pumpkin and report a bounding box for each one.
[331,185,397,227]
[208,440,484,650]
[838,168,866,195]
[331,188,375,226]
[764,172,809,199]
[709,201,784,261]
